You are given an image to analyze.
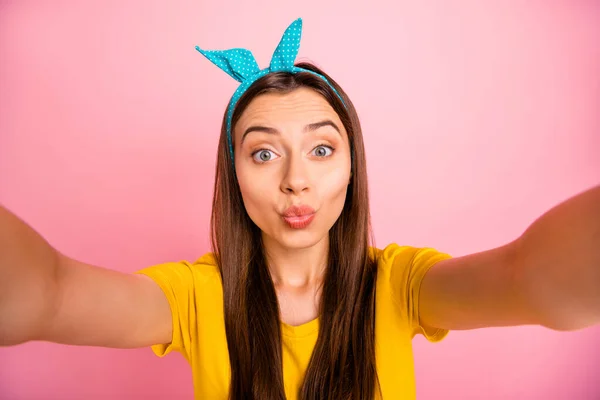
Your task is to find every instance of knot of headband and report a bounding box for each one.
[195,18,345,167]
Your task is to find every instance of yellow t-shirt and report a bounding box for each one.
[135,243,452,399]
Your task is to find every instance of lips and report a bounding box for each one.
[283,204,316,217]
[282,204,316,229]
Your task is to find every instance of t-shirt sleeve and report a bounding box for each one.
[134,260,198,361]
[381,243,453,342]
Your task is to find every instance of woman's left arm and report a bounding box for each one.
[419,184,600,332]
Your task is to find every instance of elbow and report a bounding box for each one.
[512,236,600,332]
[516,289,600,332]
[0,250,62,346]
[539,311,600,332]
[520,286,600,331]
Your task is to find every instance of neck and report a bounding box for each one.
[262,233,329,289]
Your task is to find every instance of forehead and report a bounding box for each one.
[234,87,343,138]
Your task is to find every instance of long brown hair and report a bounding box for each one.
[210,62,380,399]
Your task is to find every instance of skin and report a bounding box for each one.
[2,88,598,351]
[233,87,352,326]
[232,87,600,333]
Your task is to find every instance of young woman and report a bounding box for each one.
[1,18,599,400]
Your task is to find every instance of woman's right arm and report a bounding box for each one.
[0,205,172,348]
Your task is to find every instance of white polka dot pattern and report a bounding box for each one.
[269,18,302,71]
[195,18,346,169]
[194,48,260,83]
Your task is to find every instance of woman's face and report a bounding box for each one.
[233,87,352,250]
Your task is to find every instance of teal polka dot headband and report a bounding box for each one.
[195,18,346,167]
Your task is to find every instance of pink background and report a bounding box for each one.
[1,1,599,399]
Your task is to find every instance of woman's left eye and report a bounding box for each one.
[312,145,334,157]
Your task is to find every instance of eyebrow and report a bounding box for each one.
[240,119,341,145]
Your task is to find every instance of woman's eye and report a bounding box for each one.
[252,149,277,163]
[312,145,334,157]
[252,145,334,163]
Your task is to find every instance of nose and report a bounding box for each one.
[280,153,310,195]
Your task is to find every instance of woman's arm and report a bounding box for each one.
[0,204,60,345]
[0,204,172,348]
[419,185,600,332]
[514,184,600,330]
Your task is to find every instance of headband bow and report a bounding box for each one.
[195,18,345,167]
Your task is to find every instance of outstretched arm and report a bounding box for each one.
[0,204,172,348]
[419,185,600,332]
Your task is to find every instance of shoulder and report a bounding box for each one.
[370,243,452,285]
[135,251,221,289]
[370,243,421,264]
[370,243,453,341]
[371,242,452,264]
[192,252,221,278]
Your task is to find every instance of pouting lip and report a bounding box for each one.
[282,204,316,217]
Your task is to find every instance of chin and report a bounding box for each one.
[263,227,327,250]
[280,234,323,250]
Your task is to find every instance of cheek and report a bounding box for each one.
[237,171,273,221]
[318,167,351,208]
[236,159,351,229]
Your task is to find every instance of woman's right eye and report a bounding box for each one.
[252,149,278,163]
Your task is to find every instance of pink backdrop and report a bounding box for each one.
[1,1,599,399]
